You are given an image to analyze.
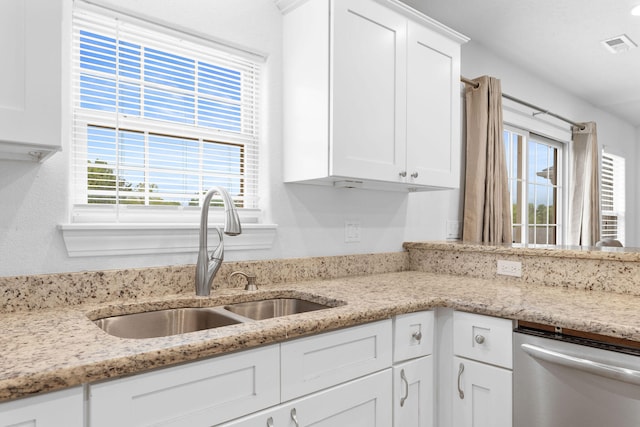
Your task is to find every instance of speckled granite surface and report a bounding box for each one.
[405,241,640,295]
[0,252,409,312]
[2,244,640,402]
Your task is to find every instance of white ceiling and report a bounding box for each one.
[402,0,640,127]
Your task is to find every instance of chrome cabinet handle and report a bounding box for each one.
[400,368,409,407]
[266,417,274,427]
[522,343,640,386]
[411,172,419,178]
[457,362,465,399]
[475,334,485,344]
[412,331,422,341]
[290,408,300,427]
[399,171,407,177]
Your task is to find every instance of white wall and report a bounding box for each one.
[1,1,637,277]
[0,0,414,277]
[458,41,638,247]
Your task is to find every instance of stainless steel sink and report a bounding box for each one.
[224,298,330,320]
[93,297,337,339]
[93,307,244,339]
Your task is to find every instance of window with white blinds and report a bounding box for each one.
[601,151,626,244]
[71,7,261,223]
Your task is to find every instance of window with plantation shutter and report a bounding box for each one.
[600,151,625,245]
[70,6,260,222]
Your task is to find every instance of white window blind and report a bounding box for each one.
[601,151,626,244]
[71,7,261,223]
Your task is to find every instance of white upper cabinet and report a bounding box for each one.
[406,21,463,188]
[281,0,468,191]
[330,0,407,184]
[0,0,62,162]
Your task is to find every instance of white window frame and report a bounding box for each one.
[504,124,567,246]
[60,2,276,257]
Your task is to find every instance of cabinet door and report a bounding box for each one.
[0,387,83,427]
[394,356,434,427]
[331,0,407,182]
[89,345,280,427]
[406,21,461,188]
[222,370,392,427]
[286,369,392,427]
[0,0,61,161]
[452,357,512,427]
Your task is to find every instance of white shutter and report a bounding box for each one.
[71,5,261,223]
[601,151,625,245]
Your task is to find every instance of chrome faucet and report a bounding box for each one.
[195,187,242,296]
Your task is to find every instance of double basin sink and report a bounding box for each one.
[94,298,335,339]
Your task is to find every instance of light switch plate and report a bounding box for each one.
[344,220,361,243]
[446,220,462,239]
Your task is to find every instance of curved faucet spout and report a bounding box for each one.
[195,187,242,296]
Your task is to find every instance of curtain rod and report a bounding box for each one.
[460,76,585,130]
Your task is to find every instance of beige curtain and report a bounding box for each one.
[567,122,600,246]
[462,76,512,243]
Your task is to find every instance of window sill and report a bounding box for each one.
[58,223,277,257]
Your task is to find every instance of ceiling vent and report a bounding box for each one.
[601,34,637,53]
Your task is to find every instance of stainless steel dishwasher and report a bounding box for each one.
[514,324,640,427]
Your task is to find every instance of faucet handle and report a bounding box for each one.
[230,271,258,291]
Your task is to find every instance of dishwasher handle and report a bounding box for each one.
[521,343,640,386]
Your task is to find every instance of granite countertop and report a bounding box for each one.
[3,270,640,402]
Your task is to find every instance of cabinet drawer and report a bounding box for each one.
[89,344,280,427]
[393,310,434,362]
[453,311,513,368]
[281,319,392,401]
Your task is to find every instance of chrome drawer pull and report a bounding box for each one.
[267,417,274,427]
[475,334,486,344]
[411,172,419,178]
[457,362,465,399]
[412,331,422,341]
[400,368,409,407]
[291,408,300,427]
[399,171,407,177]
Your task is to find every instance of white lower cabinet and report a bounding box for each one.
[392,310,435,427]
[221,320,394,427]
[0,309,515,427]
[393,356,434,427]
[222,370,392,427]
[89,345,280,427]
[452,356,512,427]
[451,311,514,427]
[88,320,392,427]
[0,387,83,427]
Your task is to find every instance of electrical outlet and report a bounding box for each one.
[497,260,522,277]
